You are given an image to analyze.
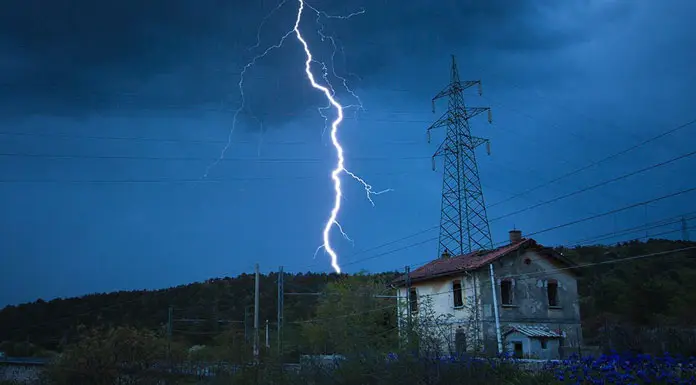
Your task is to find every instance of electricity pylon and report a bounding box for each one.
[427,55,494,257]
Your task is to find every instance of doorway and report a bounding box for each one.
[513,342,524,358]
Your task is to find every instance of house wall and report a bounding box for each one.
[396,273,483,353]
[478,249,583,356]
[504,331,561,360]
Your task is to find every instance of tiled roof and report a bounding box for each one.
[503,324,563,338]
[393,238,536,285]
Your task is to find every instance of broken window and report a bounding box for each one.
[540,338,548,349]
[500,279,513,305]
[452,280,464,308]
[547,280,559,307]
[409,287,418,313]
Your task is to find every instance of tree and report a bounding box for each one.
[46,326,183,385]
[301,273,398,356]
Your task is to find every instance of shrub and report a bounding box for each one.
[546,352,696,384]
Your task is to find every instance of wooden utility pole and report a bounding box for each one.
[405,266,412,329]
[405,265,412,346]
[167,306,173,360]
[244,304,253,344]
[277,266,284,356]
[253,263,260,361]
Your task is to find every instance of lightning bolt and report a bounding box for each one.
[208,0,391,273]
[203,1,294,178]
[308,3,365,114]
[293,0,393,273]
[249,0,289,52]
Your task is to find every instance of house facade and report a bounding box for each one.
[393,230,582,359]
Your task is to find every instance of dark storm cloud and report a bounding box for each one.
[332,0,633,88]
[0,0,255,115]
[0,0,627,125]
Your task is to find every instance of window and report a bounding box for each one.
[500,279,513,305]
[408,287,418,313]
[547,280,559,307]
[452,280,464,308]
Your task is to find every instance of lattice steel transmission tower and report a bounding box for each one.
[427,55,494,257]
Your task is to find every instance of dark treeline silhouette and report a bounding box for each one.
[1,239,695,358]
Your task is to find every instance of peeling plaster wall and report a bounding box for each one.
[397,274,483,353]
[395,249,582,357]
[478,249,583,356]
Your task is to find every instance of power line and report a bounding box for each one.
[291,121,696,269]
[489,148,696,222]
[0,130,424,147]
[522,186,696,241]
[304,186,696,272]
[570,212,696,246]
[0,171,418,184]
[372,225,692,267]
[488,117,696,208]
[0,151,429,163]
[581,224,696,247]
[311,185,696,272]
[407,221,695,272]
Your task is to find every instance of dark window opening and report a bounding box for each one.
[540,338,548,349]
[547,280,559,307]
[409,287,418,313]
[513,342,523,358]
[453,280,464,307]
[500,279,513,305]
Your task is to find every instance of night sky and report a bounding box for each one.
[1,0,695,307]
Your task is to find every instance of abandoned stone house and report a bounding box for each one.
[393,230,583,359]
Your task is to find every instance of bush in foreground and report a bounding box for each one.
[546,352,696,384]
[221,352,696,385]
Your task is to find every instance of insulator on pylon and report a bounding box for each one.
[427,130,431,143]
[478,82,483,96]
[432,100,436,114]
[431,157,436,171]
[486,141,491,155]
[488,109,493,124]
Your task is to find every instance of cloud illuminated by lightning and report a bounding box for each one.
[207,0,392,273]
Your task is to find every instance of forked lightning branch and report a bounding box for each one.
[206,0,391,273]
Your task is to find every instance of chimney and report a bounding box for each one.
[440,249,451,259]
[509,229,522,244]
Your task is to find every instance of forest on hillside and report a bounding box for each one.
[1,239,695,358]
